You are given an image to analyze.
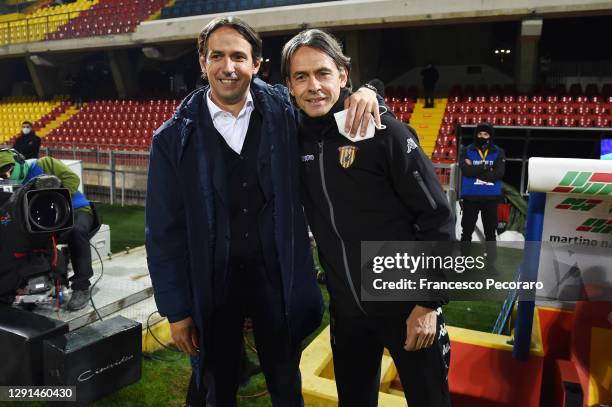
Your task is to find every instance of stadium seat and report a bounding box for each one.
[0,96,67,144]
[578,116,594,127]
[42,98,179,150]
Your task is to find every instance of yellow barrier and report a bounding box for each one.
[142,318,173,354]
[300,313,544,406]
[0,0,98,45]
[301,326,408,407]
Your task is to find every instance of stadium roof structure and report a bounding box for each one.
[1,0,611,58]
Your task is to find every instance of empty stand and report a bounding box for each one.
[0,0,99,45]
[47,0,168,40]
[42,99,180,151]
[0,96,69,144]
[404,83,612,163]
[0,0,168,44]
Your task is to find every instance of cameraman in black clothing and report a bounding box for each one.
[282,29,454,407]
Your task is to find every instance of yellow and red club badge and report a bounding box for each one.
[338,145,358,169]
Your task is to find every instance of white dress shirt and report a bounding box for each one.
[206,90,255,154]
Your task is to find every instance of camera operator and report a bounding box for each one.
[0,149,94,311]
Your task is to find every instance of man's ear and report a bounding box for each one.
[339,68,348,88]
[252,57,261,76]
[198,54,207,75]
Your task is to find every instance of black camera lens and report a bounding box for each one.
[27,191,71,231]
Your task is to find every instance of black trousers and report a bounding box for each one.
[186,345,248,407]
[460,199,498,242]
[201,261,303,407]
[461,199,498,265]
[67,211,94,291]
[331,308,451,407]
[424,87,435,108]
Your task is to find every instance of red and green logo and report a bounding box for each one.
[576,218,612,234]
[553,172,612,195]
[556,198,603,211]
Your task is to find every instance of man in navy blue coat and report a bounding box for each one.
[145,17,381,406]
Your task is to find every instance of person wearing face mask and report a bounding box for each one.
[13,121,41,159]
[0,149,96,311]
[459,122,506,246]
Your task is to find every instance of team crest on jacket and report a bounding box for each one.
[338,145,358,168]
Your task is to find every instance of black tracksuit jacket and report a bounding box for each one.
[298,94,456,317]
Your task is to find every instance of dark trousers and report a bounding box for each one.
[424,87,435,108]
[330,308,451,407]
[461,199,498,265]
[186,345,250,406]
[186,371,206,407]
[67,211,94,291]
[202,261,303,407]
[460,200,498,242]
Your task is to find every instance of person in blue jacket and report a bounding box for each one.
[459,122,506,244]
[144,16,381,406]
[0,149,94,311]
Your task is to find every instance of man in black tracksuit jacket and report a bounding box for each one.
[282,29,455,407]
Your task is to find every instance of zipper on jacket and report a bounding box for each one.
[318,141,366,315]
[413,170,438,210]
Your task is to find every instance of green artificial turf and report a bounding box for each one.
[46,204,511,406]
[96,203,146,254]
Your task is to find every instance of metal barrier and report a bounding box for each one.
[42,147,149,206]
[434,162,459,217]
[4,146,459,209]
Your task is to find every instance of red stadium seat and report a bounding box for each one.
[560,115,578,127]
[546,95,558,103]
[560,104,574,115]
[516,95,528,103]
[515,115,528,126]
[578,116,594,127]
[544,115,559,126]
[595,116,610,127]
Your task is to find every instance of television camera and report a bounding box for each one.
[0,175,73,305]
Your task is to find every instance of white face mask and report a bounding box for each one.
[22,127,31,135]
[334,106,387,142]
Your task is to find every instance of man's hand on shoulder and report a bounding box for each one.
[169,316,199,356]
[344,87,381,137]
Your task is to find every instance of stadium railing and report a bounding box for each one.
[0,0,166,44]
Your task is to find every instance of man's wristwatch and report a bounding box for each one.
[360,83,379,95]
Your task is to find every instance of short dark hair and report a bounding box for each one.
[22,121,32,126]
[281,29,351,83]
[197,16,262,63]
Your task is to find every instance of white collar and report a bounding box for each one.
[206,89,254,119]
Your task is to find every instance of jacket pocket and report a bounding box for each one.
[413,170,438,210]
